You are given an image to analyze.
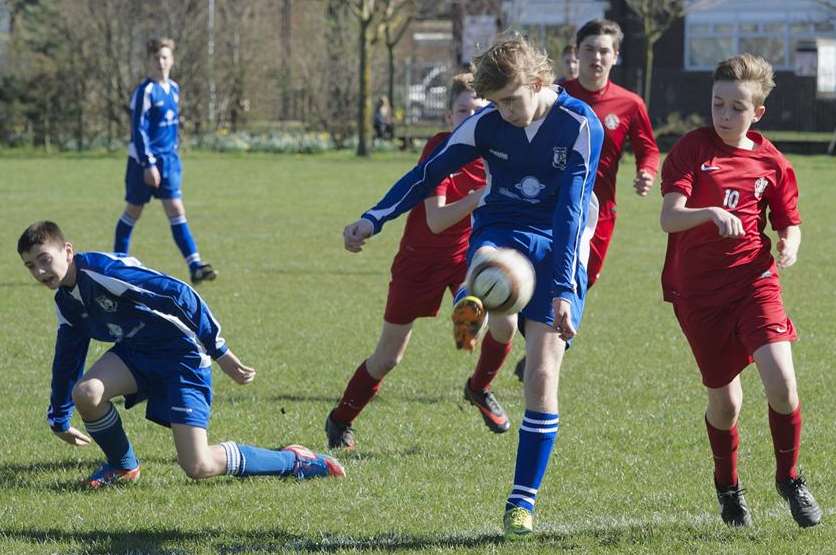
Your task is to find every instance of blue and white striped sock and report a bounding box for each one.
[220,442,296,477]
[506,410,559,512]
[114,212,136,255]
[169,215,201,270]
[83,404,139,470]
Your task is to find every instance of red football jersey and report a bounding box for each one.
[563,79,660,217]
[660,127,801,302]
[395,132,486,260]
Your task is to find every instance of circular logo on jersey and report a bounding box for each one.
[165,109,175,122]
[516,176,545,198]
[604,113,620,130]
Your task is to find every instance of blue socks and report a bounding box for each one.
[169,215,201,270]
[114,212,136,255]
[506,410,559,512]
[453,285,470,305]
[83,405,139,470]
[220,442,296,477]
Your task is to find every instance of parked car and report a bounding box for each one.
[407,65,449,121]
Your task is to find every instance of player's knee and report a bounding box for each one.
[72,380,105,411]
[708,401,740,427]
[179,458,216,480]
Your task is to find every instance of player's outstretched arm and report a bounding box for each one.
[53,426,92,446]
[777,225,801,268]
[660,192,745,238]
[343,218,374,253]
[216,350,255,385]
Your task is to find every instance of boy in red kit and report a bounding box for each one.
[564,20,659,286]
[516,19,660,381]
[325,74,513,450]
[660,54,821,528]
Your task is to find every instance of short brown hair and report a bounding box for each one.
[448,72,476,109]
[17,221,66,255]
[576,19,623,51]
[147,37,175,57]
[561,44,577,57]
[713,53,775,106]
[471,35,555,96]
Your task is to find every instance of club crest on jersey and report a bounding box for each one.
[107,323,124,341]
[515,176,546,199]
[96,295,117,312]
[604,113,620,130]
[552,147,568,170]
[754,177,769,199]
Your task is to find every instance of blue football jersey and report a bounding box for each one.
[128,78,180,168]
[47,252,227,431]
[361,87,604,302]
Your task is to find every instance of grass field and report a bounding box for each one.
[0,150,834,554]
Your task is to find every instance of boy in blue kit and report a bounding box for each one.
[113,38,216,284]
[19,221,344,488]
[343,36,603,538]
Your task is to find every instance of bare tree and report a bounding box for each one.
[625,0,719,111]
[374,0,415,114]
[348,0,381,157]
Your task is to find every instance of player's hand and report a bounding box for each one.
[552,298,576,341]
[144,166,161,188]
[343,219,374,253]
[217,351,256,385]
[53,426,92,447]
[709,207,745,238]
[777,237,799,268]
[633,171,654,197]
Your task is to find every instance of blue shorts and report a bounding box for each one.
[467,227,588,333]
[110,342,212,429]
[125,153,182,205]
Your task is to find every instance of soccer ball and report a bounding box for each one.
[465,248,535,314]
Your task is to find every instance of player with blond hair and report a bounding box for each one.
[660,53,821,528]
[343,35,603,538]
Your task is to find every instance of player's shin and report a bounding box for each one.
[83,404,139,470]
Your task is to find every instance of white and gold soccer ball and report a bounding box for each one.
[465,247,535,314]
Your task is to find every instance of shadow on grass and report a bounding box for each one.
[268,392,453,405]
[0,521,769,553]
[0,457,175,492]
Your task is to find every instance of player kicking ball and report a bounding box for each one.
[660,54,821,528]
[19,221,344,488]
[343,35,603,539]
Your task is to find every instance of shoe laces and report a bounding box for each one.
[508,507,531,526]
[785,477,815,505]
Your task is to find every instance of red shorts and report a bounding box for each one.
[383,251,468,325]
[587,213,616,287]
[672,274,797,388]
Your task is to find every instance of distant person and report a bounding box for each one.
[555,44,579,84]
[18,221,345,488]
[660,54,821,528]
[113,38,216,284]
[373,95,395,140]
[325,74,515,452]
[516,19,660,380]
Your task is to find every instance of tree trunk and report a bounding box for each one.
[387,43,396,115]
[643,38,655,112]
[356,18,372,157]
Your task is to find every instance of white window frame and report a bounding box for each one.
[684,2,836,71]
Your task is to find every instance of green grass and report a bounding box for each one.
[0,150,834,554]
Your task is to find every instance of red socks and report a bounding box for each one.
[769,405,802,481]
[468,333,512,392]
[331,361,381,424]
[705,416,739,488]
